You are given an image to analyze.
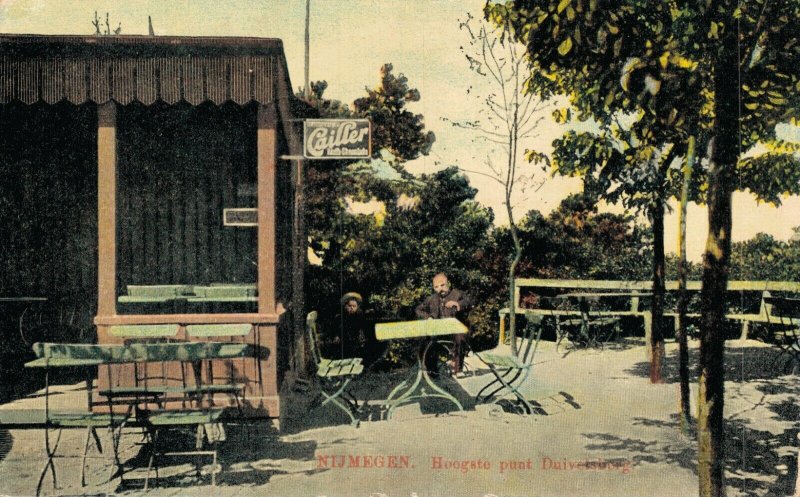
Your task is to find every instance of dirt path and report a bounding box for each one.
[0,339,795,497]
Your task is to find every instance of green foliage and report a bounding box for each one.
[353,64,436,161]
[484,193,653,285]
[487,0,800,207]
[301,81,353,118]
[729,231,800,281]
[738,142,800,205]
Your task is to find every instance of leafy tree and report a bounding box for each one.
[730,230,800,282]
[486,1,800,494]
[353,64,436,161]
[303,65,435,270]
[512,193,652,281]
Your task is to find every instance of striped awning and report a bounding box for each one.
[0,35,288,105]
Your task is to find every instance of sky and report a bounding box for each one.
[1,0,798,261]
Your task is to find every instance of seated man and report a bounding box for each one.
[415,273,472,375]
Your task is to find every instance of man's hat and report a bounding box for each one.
[340,292,363,305]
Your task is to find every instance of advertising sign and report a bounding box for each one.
[303,119,371,159]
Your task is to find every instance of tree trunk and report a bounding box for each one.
[698,17,738,497]
[650,199,666,384]
[677,136,695,433]
[506,105,521,355]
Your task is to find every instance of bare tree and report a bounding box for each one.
[92,12,121,36]
[448,14,555,352]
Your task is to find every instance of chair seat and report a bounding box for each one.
[317,359,364,378]
[146,408,225,426]
[320,357,362,366]
[49,412,131,428]
[560,317,620,327]
[476,351,527,369]
[319,357,362,369]
[591,317,621,326]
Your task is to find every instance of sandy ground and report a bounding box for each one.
[0,338,797,497]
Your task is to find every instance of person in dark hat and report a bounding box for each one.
[330,292,383,366]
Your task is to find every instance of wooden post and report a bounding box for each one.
[97,102,117,318]
[291,157,307,376]
[499,310,507,345]
[257,104,278,315]
[274,59,309,379]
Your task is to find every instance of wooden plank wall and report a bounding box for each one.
[116,102,259,305]
[0,102,98,326]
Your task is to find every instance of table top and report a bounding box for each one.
[0,409,128,428]
[375,318,467,341]
[24,341,252,367]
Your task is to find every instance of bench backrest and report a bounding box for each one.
[32,341,251,364]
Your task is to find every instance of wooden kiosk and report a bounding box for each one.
[0,35,309,417]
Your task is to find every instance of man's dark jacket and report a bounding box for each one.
[415,289,472,320]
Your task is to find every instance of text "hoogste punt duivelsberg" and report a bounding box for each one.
[316,454,632,474]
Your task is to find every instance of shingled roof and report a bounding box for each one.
[0,34,290,105]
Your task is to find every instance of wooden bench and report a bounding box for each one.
[107,323,255,411]
[502,279,800,345]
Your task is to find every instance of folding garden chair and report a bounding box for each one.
[474,312,543,414]
[306,311,364,426]
[764,296,800,374]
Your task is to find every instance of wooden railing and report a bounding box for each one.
[499,279,800,343]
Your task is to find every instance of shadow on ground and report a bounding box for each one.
[583,402,798,496]
[625,342,795,383]
[0,429,11,464]
[114,420,320,491]
[279,367,478,433]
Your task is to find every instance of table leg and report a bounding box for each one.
[384,339,463,419]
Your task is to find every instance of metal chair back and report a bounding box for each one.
[306,311,324,367]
